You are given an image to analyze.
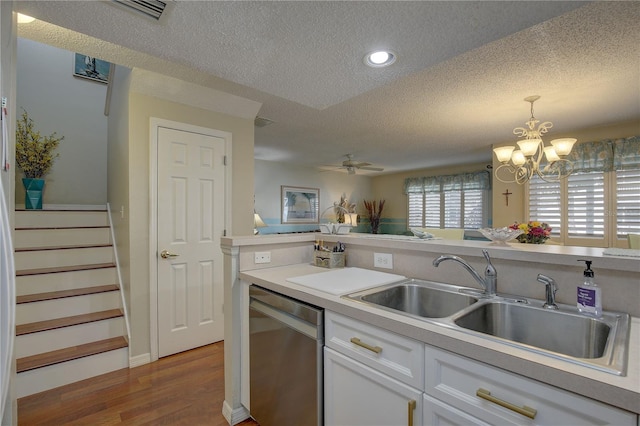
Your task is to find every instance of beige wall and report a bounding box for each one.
[492,119,640,227]
[107,85,255,358]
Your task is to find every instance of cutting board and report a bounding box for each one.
[287,267,406,295]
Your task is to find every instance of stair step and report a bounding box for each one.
[14,246,114,270]
[16,284,119,304]
[15,210,108,228]
[14,227,111,249]
[16,262,115,277]
[16,309,123,336]
[17,336,128,373]
[15,243,112,252]
[15,225,109,230]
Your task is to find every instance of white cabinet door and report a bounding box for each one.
[325,347,422,426]
[423,394,491,426]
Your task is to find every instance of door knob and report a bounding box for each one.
[160,250,179,259]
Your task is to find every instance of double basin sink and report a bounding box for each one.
[344,279,630,375]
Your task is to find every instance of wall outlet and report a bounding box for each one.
[255,251,271,264]
[374,252,393,269]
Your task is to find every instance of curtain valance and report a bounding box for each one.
[567,135,640,173]
[404,171,490,194]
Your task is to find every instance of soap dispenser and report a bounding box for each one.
[577,259,602,317]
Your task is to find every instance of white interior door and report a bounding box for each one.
[157,126,225,357]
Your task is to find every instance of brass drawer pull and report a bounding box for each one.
[407,399,416,426]
[476,388,537,419]
[350,337,382,354]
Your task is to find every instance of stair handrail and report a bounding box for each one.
[106,203,132,349]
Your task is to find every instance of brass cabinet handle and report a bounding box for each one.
[349,337,382,354]
[160,250,180,259]
[407,399,416,426]
[476,388,537,419]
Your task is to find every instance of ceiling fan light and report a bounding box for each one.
[543,146,560,162]
[493,146,515,163]
[511,150,526,166]
[550,138,577,156]
[516,138,541,157]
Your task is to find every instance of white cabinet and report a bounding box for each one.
[325,347,422,426]
[324,311,423,426]
[424,346,637,425]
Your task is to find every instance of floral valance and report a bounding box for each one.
[404,171,490,194]
[566,136,640,173]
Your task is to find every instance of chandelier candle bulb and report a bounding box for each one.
[493,146,515,163]
[543,146,560,162]
[511,150,526,166]
[517,138,542,157]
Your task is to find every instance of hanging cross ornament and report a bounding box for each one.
[502,189,512,206]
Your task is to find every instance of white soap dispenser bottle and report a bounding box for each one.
[577,259,602,317]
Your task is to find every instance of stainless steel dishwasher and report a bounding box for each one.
[249,285,323,426]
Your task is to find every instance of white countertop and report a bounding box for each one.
[240,263,640,414]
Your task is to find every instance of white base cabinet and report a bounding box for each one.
[424,346,637,425]
[325,347,422,426]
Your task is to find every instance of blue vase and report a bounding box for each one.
[22,178,45,209]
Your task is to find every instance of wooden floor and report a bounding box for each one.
[18,342,259,425]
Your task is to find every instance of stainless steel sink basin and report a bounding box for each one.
[345,279,479,319]
[453,300,630,375]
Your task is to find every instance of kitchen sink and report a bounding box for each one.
[453,300,630,375]
[344,280,630,375]
[345,279,480,319]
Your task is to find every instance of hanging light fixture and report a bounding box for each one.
[493,96,577,184]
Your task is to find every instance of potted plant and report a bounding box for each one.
[15,110,63,209]
[363,199,385,234]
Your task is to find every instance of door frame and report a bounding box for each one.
[149,117,232,362]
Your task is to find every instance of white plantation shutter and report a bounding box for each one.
[464,189,485,229]
[407,193,423,228]
[444,191,462,228]
[528,175,561,235]
[616,168,640,237]
[425,193,441,227]
[567,172,605,237]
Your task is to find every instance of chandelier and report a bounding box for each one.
[493,95,577,184]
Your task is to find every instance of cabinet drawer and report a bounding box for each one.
[425,346,636,425]
[325,311,424,389]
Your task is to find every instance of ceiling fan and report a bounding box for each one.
[329,154,384,175]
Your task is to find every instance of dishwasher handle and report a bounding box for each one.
[250,298,321,340]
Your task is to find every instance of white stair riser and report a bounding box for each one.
[15,317,126,358]
[16,267,117,295]
[16,291,122,324]
[15,211,109,228]
[14,227,111,249]
[15,246,114,270]
[16,348,129,398]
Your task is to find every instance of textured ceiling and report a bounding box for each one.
[15,1,640,175]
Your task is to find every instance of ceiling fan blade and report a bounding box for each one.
[352,162,372,168]
[358,166,384,171]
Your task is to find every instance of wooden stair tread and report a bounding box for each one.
[15,226,109,231]
[16,243,112,252]
[15,209,107,212]
[17,336,127,373]
[16,262,115,276]
[17,285,119,304]
[16,309,123,336]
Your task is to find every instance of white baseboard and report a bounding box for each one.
[16,204,107,210]
[222,400,251,425]
[129,352,151,368]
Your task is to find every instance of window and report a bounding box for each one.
[406,171,491,229]
[526,136,640,247]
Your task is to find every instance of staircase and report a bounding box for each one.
[13,209,129,398]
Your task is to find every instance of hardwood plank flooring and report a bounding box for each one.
[18,342,260,425]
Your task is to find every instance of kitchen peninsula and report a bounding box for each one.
[221,233,640,425]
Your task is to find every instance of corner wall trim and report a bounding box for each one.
[129,353,151,368]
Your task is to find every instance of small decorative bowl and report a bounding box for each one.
[479,227,524,245]
[410,228,435,239]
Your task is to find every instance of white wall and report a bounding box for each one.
[15,38,107,206]
[255,159,373,233]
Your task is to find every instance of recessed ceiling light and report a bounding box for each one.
[17,13,36,24]
[364,50,396,68]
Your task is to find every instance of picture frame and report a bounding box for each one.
[281,186,319,224]
[73,53,111,84]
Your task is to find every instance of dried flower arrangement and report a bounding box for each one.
[363,199,385,234]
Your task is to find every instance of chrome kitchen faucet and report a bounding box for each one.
[433,250,497,296]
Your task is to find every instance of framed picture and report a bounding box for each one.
[73,53,111,83]
[281,186,319,224]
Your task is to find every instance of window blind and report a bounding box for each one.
[616,168,640,237]
[567,172,605,237]
[528,175,561,235]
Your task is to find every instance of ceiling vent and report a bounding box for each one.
[112,0,167,21]
[254,116,275,128]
